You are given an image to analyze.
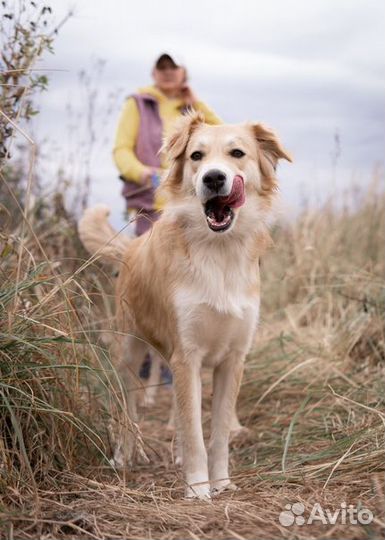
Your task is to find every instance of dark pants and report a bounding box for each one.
[120,175,160,236]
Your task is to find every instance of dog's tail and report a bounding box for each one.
[78,205,131,263]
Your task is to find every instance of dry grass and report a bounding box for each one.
[0,177,384,539]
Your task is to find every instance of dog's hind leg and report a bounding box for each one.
[230,409,243,432]
[118,336,149,419]
[167,390,183,467]
[166,390,177,431]
[208,354,244,494]
[229,407,250,440]
[110,334,148,467]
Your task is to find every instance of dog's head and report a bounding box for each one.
[160,110,291,235]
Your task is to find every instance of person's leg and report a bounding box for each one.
[139,354,151,379]
[143,352,162,406]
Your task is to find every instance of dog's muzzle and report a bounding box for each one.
[204,175,245,233]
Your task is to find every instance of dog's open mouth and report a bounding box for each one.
[204,175,245,232]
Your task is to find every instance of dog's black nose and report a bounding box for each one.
[202,169,226,192]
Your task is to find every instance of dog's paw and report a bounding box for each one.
[166,419,176,431]
[136,448,151,465]
[185,491,212,501]
[230,425,251,442]
[109,437,149,469]
[142,393,156,408]
[185,482,211,500]
[210,481,239,497]
[109,447,131,469]
[108,456,124,469]
[174,455,183,467]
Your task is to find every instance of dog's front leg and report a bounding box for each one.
[208,354,244,494]
[171,353,210,499]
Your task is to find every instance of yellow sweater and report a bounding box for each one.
[113,85,221,209]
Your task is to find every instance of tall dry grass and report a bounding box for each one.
[0,195,134,514]
[0,172,384,539]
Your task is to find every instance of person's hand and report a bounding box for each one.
[140,167,155,187]
[140,167,162,187]
[180,84,198,107]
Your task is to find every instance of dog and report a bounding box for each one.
[78,111,291,498]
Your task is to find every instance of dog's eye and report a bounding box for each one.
[230,149,245,158]
[190,151,203,161]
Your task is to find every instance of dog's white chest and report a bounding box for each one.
[180,246,258,317]
[173,263,260,366]
[174,289,259,366]
[172,239,261,363]
[174,282,256,320]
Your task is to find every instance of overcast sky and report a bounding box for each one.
[32,0,385,228]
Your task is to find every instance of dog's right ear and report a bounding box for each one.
[162,109,205,160]
[161,110,205,197]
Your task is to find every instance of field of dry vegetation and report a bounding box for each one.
[1,3,384,539]
[0,169,384,539]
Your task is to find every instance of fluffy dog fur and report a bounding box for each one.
[78,111,291,498]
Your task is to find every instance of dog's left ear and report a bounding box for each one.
[250,123,292,192]
[161,110,205,196]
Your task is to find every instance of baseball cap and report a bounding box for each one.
[154,53,182,69]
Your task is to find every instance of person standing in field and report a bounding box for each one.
[113,53,221,385]
[113,53,221,236]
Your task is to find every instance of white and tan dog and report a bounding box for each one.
[78,111,291,498]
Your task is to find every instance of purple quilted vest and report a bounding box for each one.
[121,93,163,211]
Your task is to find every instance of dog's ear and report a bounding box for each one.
[161,110,205,197]
[250,123,292,193]
[162,109,206,160]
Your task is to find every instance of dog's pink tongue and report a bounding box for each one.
[221,175,245,208]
